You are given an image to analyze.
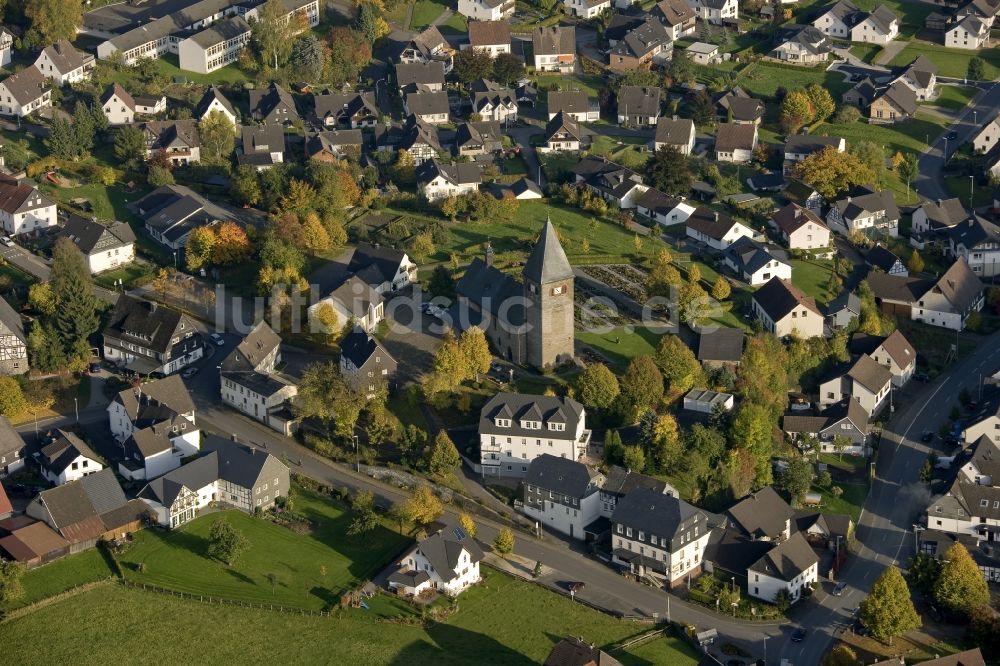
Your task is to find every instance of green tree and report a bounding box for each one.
[73,101,96,154]
[427,430,461,476]
[296,362,365,442]
[906,552,942,595]
[355,1,387,44]
[147,165,175,187]
[622,445,646,473]
[850,141,886,188]
[729,403,774,489]
[25,0,82,44]
[0,377,27,419]
[250,0,295,68]
[603,429,624,465]
[907,249,925,274]
[458,326,491,381]
[822,645,860,666]
[711,276,731,300]
[199,110,236,165]
[27,283,57,317]
[207,518,250,565]
[737,334,790,417]
[576,362,620,410]
[617,356,664,422]
[860,566,921,645]
[648,146,693,196]
[933,542,990,617]
[51,238,100,369]
[0,559,25,603]
[231,165,262,206]
[777,456,812,504]
[44,117,79,159]
[492,53,525,85]
[290,35,327,81]
[805,84,835,122]
[795,147,878,200]
[968,56,986,80]
[347,490,380,537]
[780,90,814,132]
[428,265,454,298]
[654,334,703,395]
[897,152,918,195]
[27,322,61,372]
[327,27,372,86]
[649,413,682,471]
[453,48,494,84]
[114,125,147,168]
[493,527,514,559]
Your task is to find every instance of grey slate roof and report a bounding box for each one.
[40,430,102,476]
[348,243,410,287]
[0,415,24,459]
[917,198,966,230]
[405,90,449,116]
[479,392,584,438]
[395,61,446,88]
[33,467,127,529]
[114,374,196,422]
[653,0,696,26]
[456,120,503,150]
[524,218,574,284]
[408,527,484,583]
[727,486,794,540]
[930,257,983,312]
[249,83,297,122]
[221,321,281,373]
[724,236,787,276]
[969,435,1000,480]
[611,487,705,551]
[58,215,135,255]
[747,531,818,581]
[544,111,582,142]
[416,159,483,187]
[611,18,671,60]
[455,257,524,324]
[196,85,236,119]
[187,15,249,48]
[752,277,822,320]
[544,637,623,666]
[0,294,25,345]
[866,272,931,303]
[340,327,396,369]
[847,353,893,392]
[875,80,917,115]
[784,134,842,156]
[103,295,192,356]
[654,117,693,147]
[39,40,92,74]
[618,85,661,117]
[697,327,745,363]
[947,215,1000,251]
[525,454,599,499]
[0,65,47,105]
[533,26,576,56]
[602,465,671,498]
[548,90,592,115]
[717,89,764,123]
[715,123,757,152]
[833,189,899,223]
[867,244,903,273]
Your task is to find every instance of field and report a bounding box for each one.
[735,62,852,100]
[409,0,448,30]
[887,42,1000,79]
[924,85,978,111]
[0,548,114,612]
[534,73,604,98]
[1,572,700,666]
[576,326,662,371]
[791,258,837,307]
[849,43,883,64]
[117,488,410,610]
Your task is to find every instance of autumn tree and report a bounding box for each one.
[493,527,514,559]
[933,542,990,617]
[26,0,82,45]
[212,222,252,265]
[907,249,925,274]
[355,0,389,43]
[794,146,878,200]
[0,377,27,419]
[711,276,731,300]
[250,0,296,68]
[654,335,703,396]
[576,362,620,410]
[821,645,860,666]
[617,356,664,422]
[649,413,682,471]
[729,403,774,488]
[453,48,494,84]
[646,249,681,297]
[0,560,25,603]
[860,566,921,645]
[231,165,262,206]
[301,212,332,255]
[459,326,491,381]
[402,485,443,530]
[427,430,461,476]
[296,362,365,442]
[199,111,237,165]
[185,226,217,271]
[737,334,789,417]
[648,146,694,195]
[622,444,646,472]
[805,84,835,122]
[458,512,477,538]
[780,90,814,132]
[327,27,372,86]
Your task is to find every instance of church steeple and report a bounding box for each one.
[523,216,573,285]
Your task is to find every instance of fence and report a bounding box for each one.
[118,579,335,617]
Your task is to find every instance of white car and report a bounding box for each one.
[0,236,14,248]
[209,333,225,346]
[181,367,198,379]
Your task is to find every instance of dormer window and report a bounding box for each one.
[496,418,510,427]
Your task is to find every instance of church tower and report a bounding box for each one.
[523,217,575,369]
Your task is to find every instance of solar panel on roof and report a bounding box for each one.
[453,526,467,541]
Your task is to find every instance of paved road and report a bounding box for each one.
[779,330,1000,666]
[1,242,118,304]
[915,82,1000,202]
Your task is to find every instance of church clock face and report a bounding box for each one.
[551,285,565,296]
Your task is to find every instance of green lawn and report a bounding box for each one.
[39,181,142,224]
[849,43,883,64]
[814,480,868,522]
[117,488,410,610]
[735,62,851,100]
[576,326,661,371]
[438,10,468,34]
[791,258,836,306]
[887,42,1000,79]
[812,112,947,155]
[923,85,978,111]
[93,262,155,290]
[535,73,604,97]
[1,548,114,612]
[409,0,448,30]
[0,261,38,288]
[945,175,991,208]
[589,136,651,170]
[1,571,699,665]
[152,53,250,86]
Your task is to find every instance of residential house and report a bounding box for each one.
[564,0,611,18]
[868,244,907,276]
[813,0,862,38]
[652,0,698,39]
[249,83,298,125]
[946,215,1000,277]
[751,277,825,338]
[975,113,1000,154]
[727,486,795,542]
[818,354,893,416]
[770,25,832,64]
[716,88,765,125]
[454,120,503,157]
[490,177,544,200]
[544,639,623,666]
[683,388,734,413]
[220,321,297,436]
[57,215,136,274]
[617,85,661,127]
[404,91,450,125]
[0,65,50,117]
[467,20,511,56]
[867,81,917,123]
[522,454,604,540]
[772,203,831,252]
[138,435,289,528]
[314,92,379,129]
[100,83,138,125]
[598,466,677,523]
[305,129,363,162]
[396,61,446,93]
[945,14,989,49]
[547,90,600,121]
[416,160,482,202]
[237,123,286,170]
[783,179,824,215]
[611,488,711,586]
[195,85,237,124]
[533,26,576,73]
[827,187,899,237]
[912,197,967,238]
[34,40,94,85]
[541,111,583,153]
[918,527,1000,584]
[457,0,514,21]
[399,25,453,72]
[102,295,203,375]
[388,527,483,597]
[959,436,1000,484]
[783,135,845,171]
[0,416,25,475]
[635,188,696,226]
[478,392,590,477]
[747,532,819,604]
[850,5,898,43]
[894,55,937,100]
[796,510,855,549]
[652,117,696,154]
[339,326,397,396]
[308,275,384,333]
[572,156,649,209]
[853,329,917,387]
[715,123,758,162]
[141,120,201,166]
[375,115,442,164]
[0,174,57,236]
[697,327,744,368]
[723,236,792,286]
[913,258,985,330]
[686,41,720,64]
[347,243,418,293]
[177,15,251,74]
[686,0,739,24]
[783,397,870,454]
[470,79,517,123]
[0,28,12,67]
[38,430,104,486]
[609,18,673,71]
[826,290,862,329]
[107,373,198,461]
[685,207,755,250]
[925,478,1000,543]
[136,184,235,250]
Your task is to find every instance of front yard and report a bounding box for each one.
[887,42,1000,79]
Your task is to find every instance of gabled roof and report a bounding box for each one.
[407,25,447,56]
[196,85,236,119]
[833,189,899,222]
[57,215,135,254]
[773,203,827,236]
[101,82,134,110]
[611,487,705,547]
[0,415,23,459]
[40,430,102,476]
[340,326,396,369]
[947,215,1000,251]
[917,198,966,230]
[654,117,694,147]
[0,294,24,345]
[867,244,903,273]
[479,392,585,437]
[32,468,128,537]
[612,18,671,60]
[653,0,696,26]
[879,329,916,369]
[525,454,600,499]
[407,527,485,583]
[686,207,740,240]
[142,119,201,150]
[602,465,671,498]
[0,65,48,104]
[784,134,843,156]
[468,19,511,45]
[348,243,411,286]
[0,173,52,215]
[717,88,765,123]
[249,82,297,120]
[930,257,983,312]
[548,90,592,115]
[866,272,931,304]
[0,480,11,517]
[747,531,818,581]
[222,320,281,373]
[617,85,661,117]
[417,159,483,187]
[818,0,860,22]
[405,90,449,116]
[874,80,917,115]
[39,40,92,74]
[724,236,788,276]
[103,295,192,355]
[395,61,446,88]
[867,4,898,33]
[715,123,757,152]
[544,637,623,666]
[752,277,822,320]
[827,290,861,317]
[544,110,582,142]
[727,486,794,540]
[847,353,893,392]
[114,374,195,422]
[524,218,574,284]
[969,435,1000,480]
[533,26,575,55]
[775,24,831,55]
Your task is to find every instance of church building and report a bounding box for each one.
[456,219,574,368]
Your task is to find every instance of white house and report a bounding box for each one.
[39,430,104,486]
[771,203,831,252]
[715,123,758,163]
[467,20,511,56]
[308,275,384,333]
[177,16,251,74]
[119,421,202,481]
[101,83,137,125]
[347,244,419,294]
[195,85,237,124]
[635,188,696,227]
[850,5,898,44]
[685,0,738,24]
[547,91,599,122]
[751,277,825,338]
[522,454,604,540]
[108,374,197,445]
[388,527,483,597]
[653,117,696,155]
[457,0,514,21]
[959,436,1000,485]
[564,0,612,18]
[102,295,204,375]
[747,532,819,604]
[813,0,860,38]
[724,237,792,286]
[865,329,916,387]
[827,189,899,238]
[220,321,298,436]
[818,353,893,417]
[533,26,576,73]
[479,393,590,477]
[34,40,94,85]
[685,208,755,251]
[0,416,25,477]
[0,175,57,236]
[946,216,1000,278]
[611,488,712,587]
[926,479,1000,540]
[0,65,50,117]
[57,216,136,274]
[416,160,482,202]
[912,258,984,331]
[974,114,1000,154]
[0,28,12,68]
[945,14,989,49]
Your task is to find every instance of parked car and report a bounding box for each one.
[791,627,806,642]
[913,372,930,382]
[566,581,585,593]
[89,362,101,374]
[209,332,225,346]
[833,581,847,596]
[921,431,934,443]
[181,367,198,379]
[0,236,14,247]
[947,130,958,141]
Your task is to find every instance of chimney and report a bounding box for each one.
[231,433,238,441]
[969,217,975,227]
[149,301,157,313]
[485,241,494,267]
[936,198,942,206]
[846,196,852,203]
[714,211,719,221]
